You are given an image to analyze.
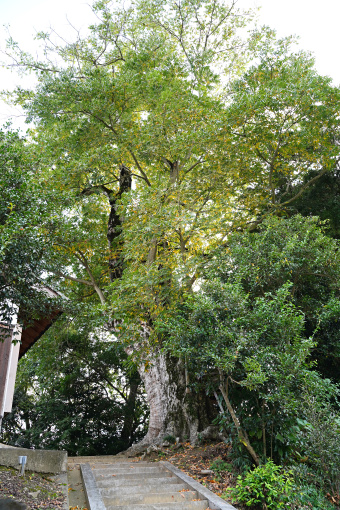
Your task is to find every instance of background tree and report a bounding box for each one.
[1,320,148,455]
[0,127,60,327]
[221,41,340,223]
[289,167,340,239]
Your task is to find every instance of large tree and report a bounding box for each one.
[4,0,340,445]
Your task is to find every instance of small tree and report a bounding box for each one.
[161,216,340,464]
[164,281,312,465]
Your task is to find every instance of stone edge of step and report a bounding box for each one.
[99,482,189,495]
[106,503,208,510]
[160,461,238,510]
[102,490,199,506]
[80,463,106,510]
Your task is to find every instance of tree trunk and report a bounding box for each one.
[106,164,214,450]
[120,376,141,447]
[107,164,132,281]
[219,383,260,466]
[131,351,214,450]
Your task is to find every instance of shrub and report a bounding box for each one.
[300,393,340,496]
[289,483,337,510]
[226,460,294,509]
[210,458,232,473]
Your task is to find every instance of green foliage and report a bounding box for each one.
[296,392,340,494]
[1,321,148,455]
[310,297,340,383]
[160,216,340,465]
[0,0,261,344]
[167,280,309,397]
[227,460,294,509]
[209,215,340,383]
[163,278,315,459]
[210,459,232,473]
[289,483,336,510]
[3,3,340,339]
[162,434,176,444]
[0,127,60,325]
[224,40,340,217]
[289,168,340,239]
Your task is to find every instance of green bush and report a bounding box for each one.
[162,434,177,444]
[300,393,340,495]
[289,483,336,510]
[210,458,232,473]
[226,460,294,509]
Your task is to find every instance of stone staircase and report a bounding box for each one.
[91,461,208,509]
[80,460,237,510]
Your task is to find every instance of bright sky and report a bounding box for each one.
[242,0,340,83]
[1,0,339,130]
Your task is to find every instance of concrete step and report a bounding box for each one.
[105,501,209,510]
[99,483,189,498]
[91,461,157,469]
[80,460,234,510]
[99,483,189,496]
[102,489,198,505]
[96,475,182,488]
[93,466,169,477]
[69,455,126,464]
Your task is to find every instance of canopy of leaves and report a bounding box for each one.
[223,44,340,218]
[3,1,339,341]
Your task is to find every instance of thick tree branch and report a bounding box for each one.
[219,382,259,466]
[277,165,331,208]
[129,149,151,186]
[53,271,93,287]
[147,239,158,264]
[75,250,106,305]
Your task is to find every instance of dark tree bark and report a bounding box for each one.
[120,373,141,447]
[107,165,132,281]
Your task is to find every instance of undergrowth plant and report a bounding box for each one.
[210,459,232,473]
[226,460,294,509]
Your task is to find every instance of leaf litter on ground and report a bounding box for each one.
[138,441,239,506]
[0,465,66,509]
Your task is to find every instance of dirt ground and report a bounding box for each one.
[0,465,66,509]
[148,441,239,506]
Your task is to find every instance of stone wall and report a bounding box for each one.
[0,445,67,473]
